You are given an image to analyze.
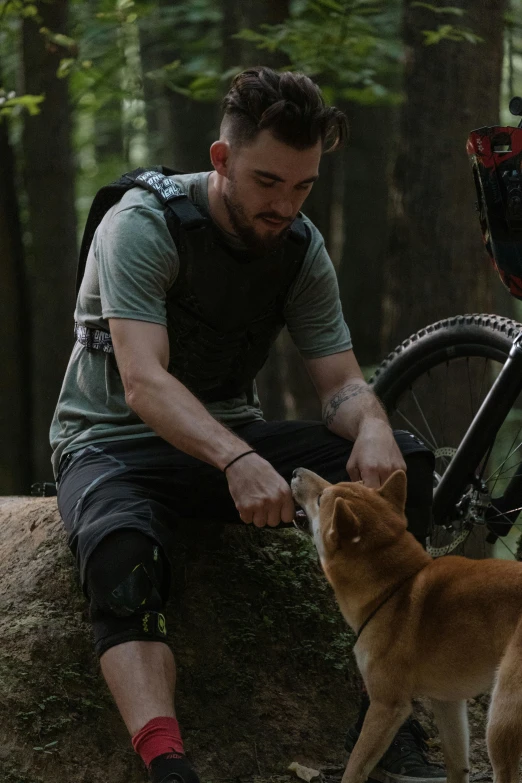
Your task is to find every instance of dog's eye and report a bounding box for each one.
[317,494,322,507]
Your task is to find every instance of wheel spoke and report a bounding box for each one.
[435,368,448,449]
[487,503,522,520]
[485,439,522,483]
[476,357,490,408]
[492,532,518,559]
[394,407,438,452]
[409,388,439,452]
[466,358,475,416]
[489,425,522,493]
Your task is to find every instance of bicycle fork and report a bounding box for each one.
[433,331,522,529]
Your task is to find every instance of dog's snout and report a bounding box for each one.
[292,468,302,479]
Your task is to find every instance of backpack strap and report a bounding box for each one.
[76,166,209,296]
[131,169,210,258]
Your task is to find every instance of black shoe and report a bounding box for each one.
[345,717,446,783]
[148,753,201,783]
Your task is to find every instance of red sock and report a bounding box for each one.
[132,716,184,767]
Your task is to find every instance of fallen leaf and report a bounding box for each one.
[288,761,321,782]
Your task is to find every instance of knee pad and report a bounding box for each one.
[85,529,171,658]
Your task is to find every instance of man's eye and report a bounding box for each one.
[256,179,274,188]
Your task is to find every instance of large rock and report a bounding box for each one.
[0,497,360,783]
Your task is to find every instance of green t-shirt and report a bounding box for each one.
[50,171,352,478]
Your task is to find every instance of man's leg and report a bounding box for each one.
[56,438,240,781]
[85,528,200,783]
[100,641,176,737]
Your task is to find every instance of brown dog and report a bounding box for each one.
[291,468,522,783]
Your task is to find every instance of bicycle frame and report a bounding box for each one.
[432,331,522,526]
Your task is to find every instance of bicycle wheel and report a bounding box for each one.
[370,314,522,559]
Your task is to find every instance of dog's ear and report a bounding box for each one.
[328,497,361,546]
[377,470,407,513]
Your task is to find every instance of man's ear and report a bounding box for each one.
[328,497,361,548]
[377,470,407,514]
[210,140,231,177]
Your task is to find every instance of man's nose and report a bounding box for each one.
[270,199,293,218]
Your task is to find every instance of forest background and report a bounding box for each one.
[1,0,521,495]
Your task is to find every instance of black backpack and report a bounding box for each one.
[76,166,209,296]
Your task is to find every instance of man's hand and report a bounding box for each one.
[347,419,406,488]
[225,452,295,527]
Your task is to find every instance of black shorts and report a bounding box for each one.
[56,421,433,598]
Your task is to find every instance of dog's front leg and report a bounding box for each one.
[430,699,469,783]
[341,700,412,783]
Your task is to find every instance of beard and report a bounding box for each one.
[222,179,292,256]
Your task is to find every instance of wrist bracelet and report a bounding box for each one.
[223,449,257,474]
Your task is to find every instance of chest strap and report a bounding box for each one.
[75,322,114,353]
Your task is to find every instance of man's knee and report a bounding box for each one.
[85,529,171,658]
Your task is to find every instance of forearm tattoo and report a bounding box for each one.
[322,383,374,427]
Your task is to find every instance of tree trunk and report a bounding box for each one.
[302,151,336,250]
[94,99,124,161]
[339,102,398,367]
[221,0,243,72]
[381,0,507,353]
[22,0,78,484]
[140,4,218,172]
[0,119,32,494]
[168,94,218,173]
[240,0,291,69]
[139,2,174,164]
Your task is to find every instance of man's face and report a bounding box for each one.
[222,129,321,254]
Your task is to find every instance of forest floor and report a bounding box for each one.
[0,497,505,783]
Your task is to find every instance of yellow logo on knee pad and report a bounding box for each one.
[141,612,167,636]
[158,613,166,635]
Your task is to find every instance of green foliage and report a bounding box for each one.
[235,0,403,105]
[410,2,483,46]
[421,24,483,46]
[137,0,226,100]
[411,2,465,15]
[0,88,44,120]
[227,0,483,103]
[0,0,39,27]
[38,26,78,51]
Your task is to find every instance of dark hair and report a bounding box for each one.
[221,66,348,153]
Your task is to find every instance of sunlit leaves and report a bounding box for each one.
[421,24,483,45]
[411,2,465,15]
[0,90,45,120]
[411,2,483,46]
[38,28,78,51]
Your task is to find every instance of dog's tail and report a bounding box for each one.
[487,616,522,783]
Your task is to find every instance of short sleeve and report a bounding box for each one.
[284,238,352,358]
[94,206,179,325]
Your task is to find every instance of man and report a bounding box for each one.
[51,67,444,783]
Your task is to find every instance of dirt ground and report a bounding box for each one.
[0,497,504,783]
